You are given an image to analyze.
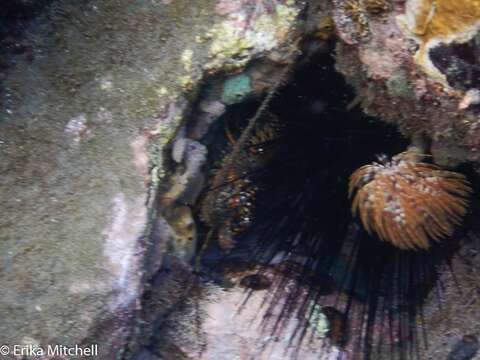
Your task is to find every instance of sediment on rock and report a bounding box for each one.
[3,1,480,359]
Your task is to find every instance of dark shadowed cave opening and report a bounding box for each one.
[131,39,480,360]
[189,48,479,359]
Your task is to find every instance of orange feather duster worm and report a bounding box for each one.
[349,150,472,250]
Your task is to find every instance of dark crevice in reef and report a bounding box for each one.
[132,41,480,360]
[193,49,479,359]
[0,0,58,105]
[0,0,54,39]
[429,34,480,92]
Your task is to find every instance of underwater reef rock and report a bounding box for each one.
[333,0,480,169]
[6,0,480,358]
[141,267,343,360]
[0,0,305,358]
[447,334,479,360]
[331,0,480,358]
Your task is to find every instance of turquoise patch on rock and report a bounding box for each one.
[221,74,252,105]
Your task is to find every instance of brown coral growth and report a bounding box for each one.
[314,16,335,41]
[344,0,370,40]
[344,0,365,24]
[361,0,388,15]
[349,150,472,250]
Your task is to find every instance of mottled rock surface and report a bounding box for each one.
[137,262,344,360]
[0,0,217,357]
[333,0,480,168]
[0,0,307,358]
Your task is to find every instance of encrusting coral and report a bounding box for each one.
[361,0,388,15]
[398,0,480,85]
[349,148,472,250]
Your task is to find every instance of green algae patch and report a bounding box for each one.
[221,74,252,105]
